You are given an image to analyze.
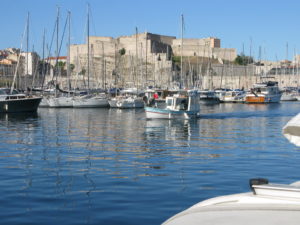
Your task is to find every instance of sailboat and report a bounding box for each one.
[47,10,74,108]
[72,4,109,108]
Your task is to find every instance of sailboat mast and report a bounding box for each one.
[135,27,138,88]
[67,11,71,90]
[55,6,59,96]
[26,12,29,77]
[87,4,90,90]
[180,14,184,88]
[145,33,148,87]
[41,29,46,89]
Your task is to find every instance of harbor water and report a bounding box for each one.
[0,102,300,225]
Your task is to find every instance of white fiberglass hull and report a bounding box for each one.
[48,96,73,108]
[145,107,198,119]
[281,93,297,101]
[39,97,50,107]
[115,98,144,109]
[163,179,300,225]
[73,95,109,108]
[108,99,118,108]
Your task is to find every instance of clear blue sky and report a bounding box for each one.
[1,0,300,61]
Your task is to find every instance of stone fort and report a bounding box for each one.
[69,32,237,89]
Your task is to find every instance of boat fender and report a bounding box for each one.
[249,178,269,194]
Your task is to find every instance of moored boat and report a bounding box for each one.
[73,93,109,108]
[223,89,245,103]
[245,81,282,103]
[0,88,42,113]
[199,90,220,105]
[145,90,200,119]
[109,88,145,109]
[280,87,298,101]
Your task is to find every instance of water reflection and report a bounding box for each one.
[1,103,300,225]
[144,119,195,142]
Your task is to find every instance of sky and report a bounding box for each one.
[1,0,300,61]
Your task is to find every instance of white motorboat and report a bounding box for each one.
[163,178,300,225]
[116,96,144,109]
[222,89,245,103]
[199,90,220,105]
[280,88,298,101]
[145,90,200,119]
[282,112,300,146]
[214,88,231,103]
[245,81,282,103]
[109,88,145,109]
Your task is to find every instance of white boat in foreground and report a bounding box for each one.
[163,178,300,225]
[145,90,200,119]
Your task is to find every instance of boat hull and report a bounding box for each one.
[0,97,42,113]
[245,94,281,103]
[73,95,109,108]
[48,96,73,108]
[145,107,198,119]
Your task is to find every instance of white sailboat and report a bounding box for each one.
[48,11,74,108]
[72,4,109,108]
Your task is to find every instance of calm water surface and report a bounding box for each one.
[0,102,300,225]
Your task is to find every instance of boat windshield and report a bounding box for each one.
[0,90,7,95]
[175,98,188,110]
[166,98,173,106]
[0,89,19,95]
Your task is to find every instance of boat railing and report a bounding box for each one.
[250,178,300,199]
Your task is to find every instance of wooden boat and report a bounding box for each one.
[0,88,42,113]
[145,90,200,119]
[245,81,282,103]
[163,178,300,225]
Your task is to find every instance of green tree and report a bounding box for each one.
[119,48,126,56]
[70,64,75,71]
[56,61,66,68]
[234,54,254,65]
